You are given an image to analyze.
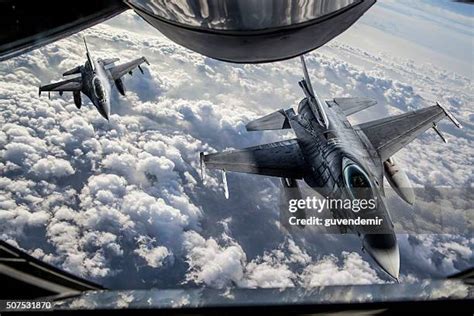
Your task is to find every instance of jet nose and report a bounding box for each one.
[98,100,110,121]
[363,234,400,280]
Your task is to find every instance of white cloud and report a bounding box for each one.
[299,252,383,287]
[31,156,75,179]
[134,236,171,268]
[183,231,246,289]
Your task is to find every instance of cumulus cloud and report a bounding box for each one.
[183,231,246,289]
[183,232,384,289]
[31,156,74,179]
[134,236,171,268]
[299,252,383,287]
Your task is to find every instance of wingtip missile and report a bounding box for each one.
[199,152,206,182]
[222,170,229,199]
[436,102,462,129]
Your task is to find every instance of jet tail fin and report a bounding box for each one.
[298,55,329,129]
[83,37,95,71]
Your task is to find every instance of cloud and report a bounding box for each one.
[31,156,75,179]
[299,252,384,287]
[134,236,171,268]
[183,231,246,289]
[183,232,383,289]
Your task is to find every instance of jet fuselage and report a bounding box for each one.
[80,60,110,120]
[288,97,399,279]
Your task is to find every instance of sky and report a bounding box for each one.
[0,1,472,290]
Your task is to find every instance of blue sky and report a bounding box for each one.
[336,0,473,77]
[424,0,474,16]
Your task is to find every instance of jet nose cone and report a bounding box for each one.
[98,100,110,121]
[364,235,400,280]
[98,107,109,120]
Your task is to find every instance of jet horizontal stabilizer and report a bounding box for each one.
[63,66,81,76]
[201,139,308,179]
[99,58,119,66]
[332,97,377,116]
[246,109,294,131]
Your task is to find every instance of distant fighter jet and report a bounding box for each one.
[200,56,462,280]
[39,38,149,120]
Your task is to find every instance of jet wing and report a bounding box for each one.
[39,77,82,94]
[108,57,150,80]
[356,103,462,161]
[331,97,377,116]
[202,139,308,179]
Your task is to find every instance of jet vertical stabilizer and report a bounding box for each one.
[299,55,329,129]
[83,37,95,72]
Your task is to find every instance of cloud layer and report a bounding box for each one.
[0,5,472,290]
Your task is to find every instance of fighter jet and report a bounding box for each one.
[200,56,462,280]
[39,38,149,120]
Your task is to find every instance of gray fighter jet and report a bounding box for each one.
[200,56,462,280]
[39,38,149,120]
